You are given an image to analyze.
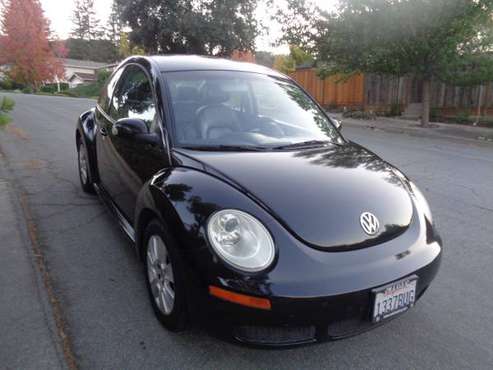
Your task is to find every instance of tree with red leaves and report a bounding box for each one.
[0,0,64,90]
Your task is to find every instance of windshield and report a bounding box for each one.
[164,71,344,150]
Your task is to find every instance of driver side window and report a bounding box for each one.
[110,65,157,131]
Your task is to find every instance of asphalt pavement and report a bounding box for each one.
[0,92,492,369]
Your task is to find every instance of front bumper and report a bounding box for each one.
[197,248,441,347]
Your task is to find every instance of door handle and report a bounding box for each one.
[100,127,108,136]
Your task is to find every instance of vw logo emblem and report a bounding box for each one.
[360,212,380,236]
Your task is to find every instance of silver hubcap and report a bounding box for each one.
[79,146,88,184]
[146,235,175,315]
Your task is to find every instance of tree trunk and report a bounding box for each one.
[421,79,431,127]
[474,84,484,126]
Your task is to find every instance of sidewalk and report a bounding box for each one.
[330,112,493,144]
[0,155,66,369]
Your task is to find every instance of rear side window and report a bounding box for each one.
[98,67,124,112]
[109,65,156,130]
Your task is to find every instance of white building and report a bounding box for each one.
[62,59,115,88]
[0,59,118,89]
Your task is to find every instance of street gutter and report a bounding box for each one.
[0,145,78,370]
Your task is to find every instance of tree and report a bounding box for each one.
[66,38,119,63]
[255,51,275,68]
[272,0,324,51]
[116,0,260,55]
[71,0,103,40]
[279,0,493,127]
[51,40,69,59]
[0,0,64,89]
[106,1,123,47]
[273,46,314,74]
[118,32,145,58]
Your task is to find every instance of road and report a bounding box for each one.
[0,92,492,369]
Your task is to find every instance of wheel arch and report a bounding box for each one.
[133,166,283,268]
[135,207,161,260]
[76,108,99,183]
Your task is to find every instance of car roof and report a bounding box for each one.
[144,55,285,78]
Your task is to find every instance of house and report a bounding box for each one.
[62,59,115,88]
[0,58,116,88]
[0,63,11,80]
[67,72,98,88]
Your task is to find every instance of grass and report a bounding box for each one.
[60,83,102,99]
[1,82,102,100]
[437,115,493,127]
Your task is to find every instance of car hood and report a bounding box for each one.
[177,144,414,250]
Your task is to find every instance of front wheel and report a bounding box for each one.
[77,140,95,194]
[144,220,188,332]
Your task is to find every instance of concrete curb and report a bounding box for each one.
[329,112,493,145]
[0,149,73,370]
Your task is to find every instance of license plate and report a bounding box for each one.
[372,276,418,323]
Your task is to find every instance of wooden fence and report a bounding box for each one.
[290,68,365,108]
[290,67,493,116]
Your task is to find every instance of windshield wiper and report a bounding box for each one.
[180,144,268,152]
[272,140,332,150]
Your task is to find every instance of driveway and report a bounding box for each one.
[0,92,492,369]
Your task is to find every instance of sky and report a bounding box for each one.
[39,0,339,53]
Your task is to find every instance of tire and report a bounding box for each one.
[77,140,95,194]
[143,220,188,332]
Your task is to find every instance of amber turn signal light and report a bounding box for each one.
[209,286,272,311]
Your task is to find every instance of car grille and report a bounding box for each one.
[326,318,376,339]
[233,325,316,346]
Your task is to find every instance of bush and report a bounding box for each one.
[0,78,25,91]
[342,109,377,120]
[1,96,15,112]
[455,111,471,124]
[430,107,441,122]
[21,86,34,94]
[0,78,13,90]
[66,83,102,98]
[389,103,402,117]
[471,116,493,127]
[40,84,58,94]
[97,69,112,84]
[0,96,15,126]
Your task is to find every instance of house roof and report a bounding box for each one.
[62,58,109,69]
[68,72,97,82]
[295,61,316,70]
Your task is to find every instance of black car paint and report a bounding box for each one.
[176,144,415,251]
[76,56,442,345]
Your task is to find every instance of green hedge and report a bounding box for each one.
[0,78,25,91]
[62,83,102,98]
[40,83,69,94]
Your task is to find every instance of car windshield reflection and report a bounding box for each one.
[164,71,344,150]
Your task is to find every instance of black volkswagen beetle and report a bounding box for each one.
[76,55,442,346]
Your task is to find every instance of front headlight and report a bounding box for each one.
[207,209,275,272]
[410,182,433,223]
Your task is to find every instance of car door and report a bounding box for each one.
[95,66,124,199]
[98,64,168,223]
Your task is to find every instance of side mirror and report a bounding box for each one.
[332,118,342,131]
[113,118,161,146]
[113,118,149,137]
